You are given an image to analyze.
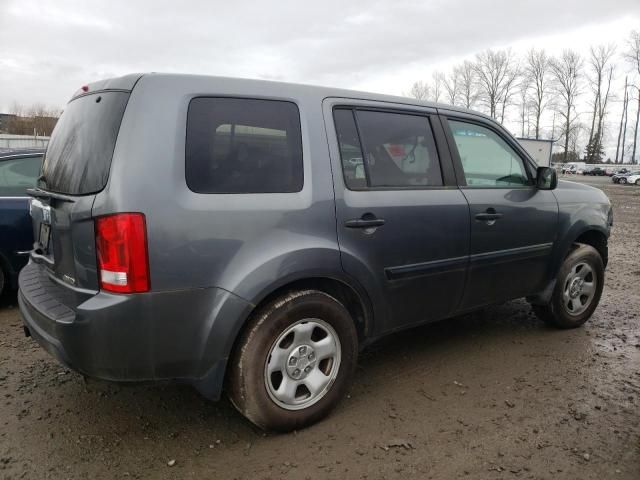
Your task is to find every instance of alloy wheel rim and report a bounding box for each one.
[562,261,596,316]
[264,319,341,411]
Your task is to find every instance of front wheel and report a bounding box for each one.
[620,177,627,184]
[635,179,640,186]
[532,244,604,329]
[227,290,358,431]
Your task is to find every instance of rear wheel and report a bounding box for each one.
[227,290,358,431]
[620,177,627,184]
[532,244,604,329]
[635,179,640,186]
[0,267,5,296]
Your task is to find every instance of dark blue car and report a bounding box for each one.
[0,149,44,295]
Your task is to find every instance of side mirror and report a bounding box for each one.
[536,166,557,190]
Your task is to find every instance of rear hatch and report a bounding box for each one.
[28,88,131,295]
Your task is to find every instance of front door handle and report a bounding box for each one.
[345,215,385,229]
[475,208,503,224]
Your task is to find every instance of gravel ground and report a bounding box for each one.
[1,176,638,479]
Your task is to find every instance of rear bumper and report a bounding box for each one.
[18,262,252,400]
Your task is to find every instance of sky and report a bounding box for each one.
[1,0,639,157]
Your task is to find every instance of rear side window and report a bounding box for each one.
[186,98,303,193]
[333,108,443,189]
[40,92,129,195]
[0,156,42,196]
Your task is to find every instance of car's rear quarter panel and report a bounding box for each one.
[93,74,343,304]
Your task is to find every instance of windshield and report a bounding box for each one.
[40,91,129,195]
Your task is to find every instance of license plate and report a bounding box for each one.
[39,223,51,251]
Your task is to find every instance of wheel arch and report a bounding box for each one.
[529,226,609,306]
[553,225,609,277]
[574,229,608,267]
[247,275,374,342]
[193,273,376,401]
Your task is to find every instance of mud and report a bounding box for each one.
[1,176,638,479]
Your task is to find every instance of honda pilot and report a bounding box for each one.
[19,73,612,431]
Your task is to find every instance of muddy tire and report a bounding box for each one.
[533,244,604,329]
[227,290,358,432]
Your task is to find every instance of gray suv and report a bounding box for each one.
[19,73,612,431]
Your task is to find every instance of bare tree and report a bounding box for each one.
[595,64,614,160]
[584,45,616,162]
[407,80,430,101]
[431,71,445,103]
[6,102,61,136]
[444,68,460,105]
[526,49,551,139]
[518,74,532,137]
[498,63,520,124]
[623,30,640,164]
[630,86,640,164]
[621,84,631,163]
[9,101,24,117]
[473,49,517,120]
[615,76,629,163]
[570,121,587,158]
[550,50,583,162]
[457,60,477,109]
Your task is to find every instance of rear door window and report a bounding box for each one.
[333,108,443,189]
[0,156,43,196]
[333,109,367,189]
[40,91,130,195]
[186,98,303,193]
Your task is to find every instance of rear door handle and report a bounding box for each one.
[474,213,503,221]
[345,216,385,229]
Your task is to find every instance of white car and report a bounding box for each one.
[626,173,640,185]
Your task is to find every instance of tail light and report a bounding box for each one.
[95,213,150,293]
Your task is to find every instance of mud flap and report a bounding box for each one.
[526,279,557,305]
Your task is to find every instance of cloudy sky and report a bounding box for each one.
[1,0,639,153]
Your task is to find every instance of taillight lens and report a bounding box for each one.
[95,213,150,293]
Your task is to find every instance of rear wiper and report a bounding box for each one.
[26,187,76,203]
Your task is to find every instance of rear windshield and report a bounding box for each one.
[40,91,129,195]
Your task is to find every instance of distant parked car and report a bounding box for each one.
[562,162,586,174]
[626,173,640,185]
[0,149,44,295]
[586,167,606,176]
[615,171,640,184]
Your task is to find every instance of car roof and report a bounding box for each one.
[0,148,45,160]
[79,72,496,124]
